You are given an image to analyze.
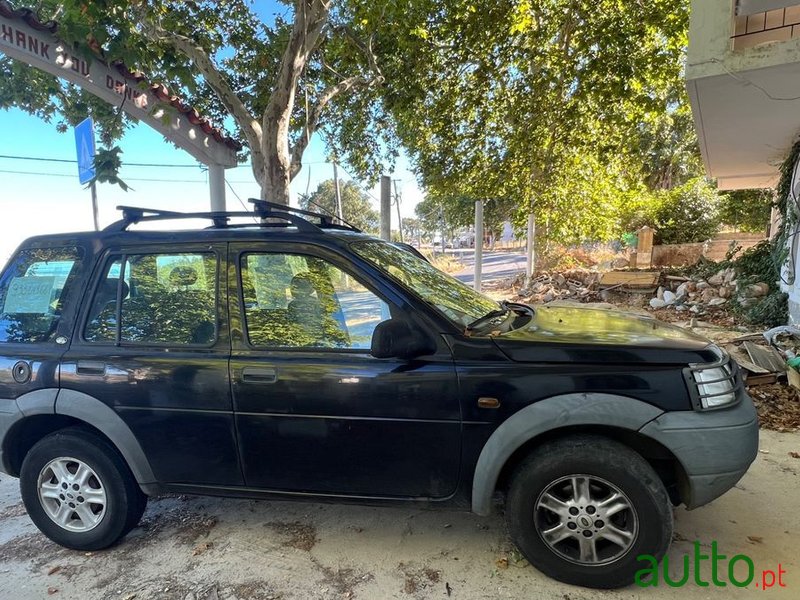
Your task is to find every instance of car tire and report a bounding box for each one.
[20,427,147,551]
[505,435,672,589]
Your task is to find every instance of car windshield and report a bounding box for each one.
[351,240,502,327]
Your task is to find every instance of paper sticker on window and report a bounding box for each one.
[3,276,57,314]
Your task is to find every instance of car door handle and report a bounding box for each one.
[76,361,107,376]
[241,367,277,383]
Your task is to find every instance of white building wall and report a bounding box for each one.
[780,155,800,323]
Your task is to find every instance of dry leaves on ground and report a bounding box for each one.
[748,384,800,432]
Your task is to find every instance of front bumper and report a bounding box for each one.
[639,388,759,509]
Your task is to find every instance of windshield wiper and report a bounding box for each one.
[503,301,534,316]
[465,301,511,332]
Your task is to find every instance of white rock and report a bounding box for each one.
[690,305,701,313]
[663,290,676,305]
[656,286,665,300]
[696,281,710,290]
[708,297,727,306]
[650,298,667,309]
[676,282,689,298]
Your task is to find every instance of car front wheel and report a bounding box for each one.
[505,435,673,589]
[20,427,147,551]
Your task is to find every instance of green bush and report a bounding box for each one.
[653,178,721,244]
[718,189,773,233]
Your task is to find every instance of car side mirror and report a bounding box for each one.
[371,319,435,360]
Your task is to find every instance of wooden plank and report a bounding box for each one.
[726,344,770,374]
[598,271,660,288]
[743,341,786,372]
[744,372,779,386]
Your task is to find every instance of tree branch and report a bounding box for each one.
[289,28,384,178]
[140,20,264,171]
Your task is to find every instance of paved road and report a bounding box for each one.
[448,249,528,287]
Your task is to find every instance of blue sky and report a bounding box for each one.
[0,1,423,263]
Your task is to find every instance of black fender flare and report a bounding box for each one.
[55,389,156,486]
[471,393,664,516]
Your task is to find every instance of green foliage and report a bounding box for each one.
[686,241,788,328]
[734,241,779,286]
[651,178,721,245]
[635,103,702,191]
[739,290,788,329]
[351,0,695,242]
[300,179,379,233]
[0,0,395,190]
[774,140,800,285]
[617,188,660,236]
[91,146,130,192]
[718,189,773,233]
[730,241,788,328]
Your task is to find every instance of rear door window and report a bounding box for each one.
[84,251,218,346]
[0,247,84,343]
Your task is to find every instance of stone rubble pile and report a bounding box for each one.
[519,270,601,303]
[648,266,769,313]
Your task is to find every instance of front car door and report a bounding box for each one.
[229,242,461,498]
[60,243,241,487]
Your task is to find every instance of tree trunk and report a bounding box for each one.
[257,147,292,205]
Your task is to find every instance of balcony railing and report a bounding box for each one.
[732,4,800,50]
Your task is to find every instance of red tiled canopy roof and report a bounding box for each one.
[0,1,242,150]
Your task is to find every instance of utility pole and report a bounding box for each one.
[525,212,536,284]
[332,161,344,222]
[393,179,403,242]
[380,175,392,241]
[474,200,484,292]
[90,181,99,231]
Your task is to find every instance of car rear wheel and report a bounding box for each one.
[505,435,672,589]
[20,427,147,550]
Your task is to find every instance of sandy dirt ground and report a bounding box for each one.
[0,430,797,600]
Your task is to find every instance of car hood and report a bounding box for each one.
[491,304,719,365]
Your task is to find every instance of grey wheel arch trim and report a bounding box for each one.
[55,389,156,486]
[16,389,59,416]
[471,393,664,516]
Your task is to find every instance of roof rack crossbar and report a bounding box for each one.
[248,199,361,232]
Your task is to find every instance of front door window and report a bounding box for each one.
[240,253,390,350]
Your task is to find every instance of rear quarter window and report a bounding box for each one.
[0,247,84,343]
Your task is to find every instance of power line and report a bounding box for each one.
[0,153,332,169]
[0,153,202,168]
[224,179,257,218]
[335,163,381,204]
[0,167,266,185]
[0,168,217,183]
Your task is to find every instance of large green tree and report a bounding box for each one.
[0,0,386,204]
[343,0,695,243]
[300,178,379,233]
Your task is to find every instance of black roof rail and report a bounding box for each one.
[105,205,322,233]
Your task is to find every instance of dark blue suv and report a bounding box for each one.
[0,202,758,588]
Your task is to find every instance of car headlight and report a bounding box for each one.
[692,364,736,409]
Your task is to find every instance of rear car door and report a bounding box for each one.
[60,244,241,487]
[229,242,462,498]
